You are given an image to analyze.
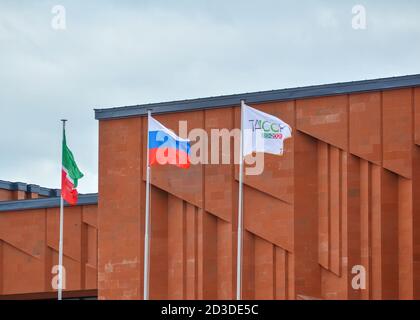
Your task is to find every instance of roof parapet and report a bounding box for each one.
[95,74,420,120]
[0,180,60,197]
[0,193,98,212]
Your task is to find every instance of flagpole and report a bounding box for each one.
[236,100,245,300]
[143,110,152,300]
[58,119,67,301]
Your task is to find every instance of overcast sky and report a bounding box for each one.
[1,0,420,193]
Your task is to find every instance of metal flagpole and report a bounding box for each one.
[143,110,152,300]
[236,101,245,300]
[58,119,67,301]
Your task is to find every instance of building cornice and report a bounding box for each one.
[95,74,420,120]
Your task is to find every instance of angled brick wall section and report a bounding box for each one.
[0,204,98,297]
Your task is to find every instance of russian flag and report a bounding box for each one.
[148,116,191,169]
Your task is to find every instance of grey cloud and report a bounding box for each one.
[0,0,419,193]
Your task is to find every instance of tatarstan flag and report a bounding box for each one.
[61,129,84,205]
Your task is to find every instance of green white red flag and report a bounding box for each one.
[61,129,83,205]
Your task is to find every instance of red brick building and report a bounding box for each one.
[0,180,98,299]
[2,74,420,299]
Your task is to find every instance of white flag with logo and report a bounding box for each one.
[242,103,292,156]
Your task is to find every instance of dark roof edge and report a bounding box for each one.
[0,194,98,213]
[95,74,420,120]
[0,180,60,197]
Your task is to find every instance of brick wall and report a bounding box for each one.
[0,204,98,297]
[98,87,420,300]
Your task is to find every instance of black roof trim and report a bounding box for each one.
[95,74,420,120]
[0,180,60,197]
[0,194,98,212]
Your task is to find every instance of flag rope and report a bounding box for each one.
[236,101,245,300]
[143,110,152,300]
